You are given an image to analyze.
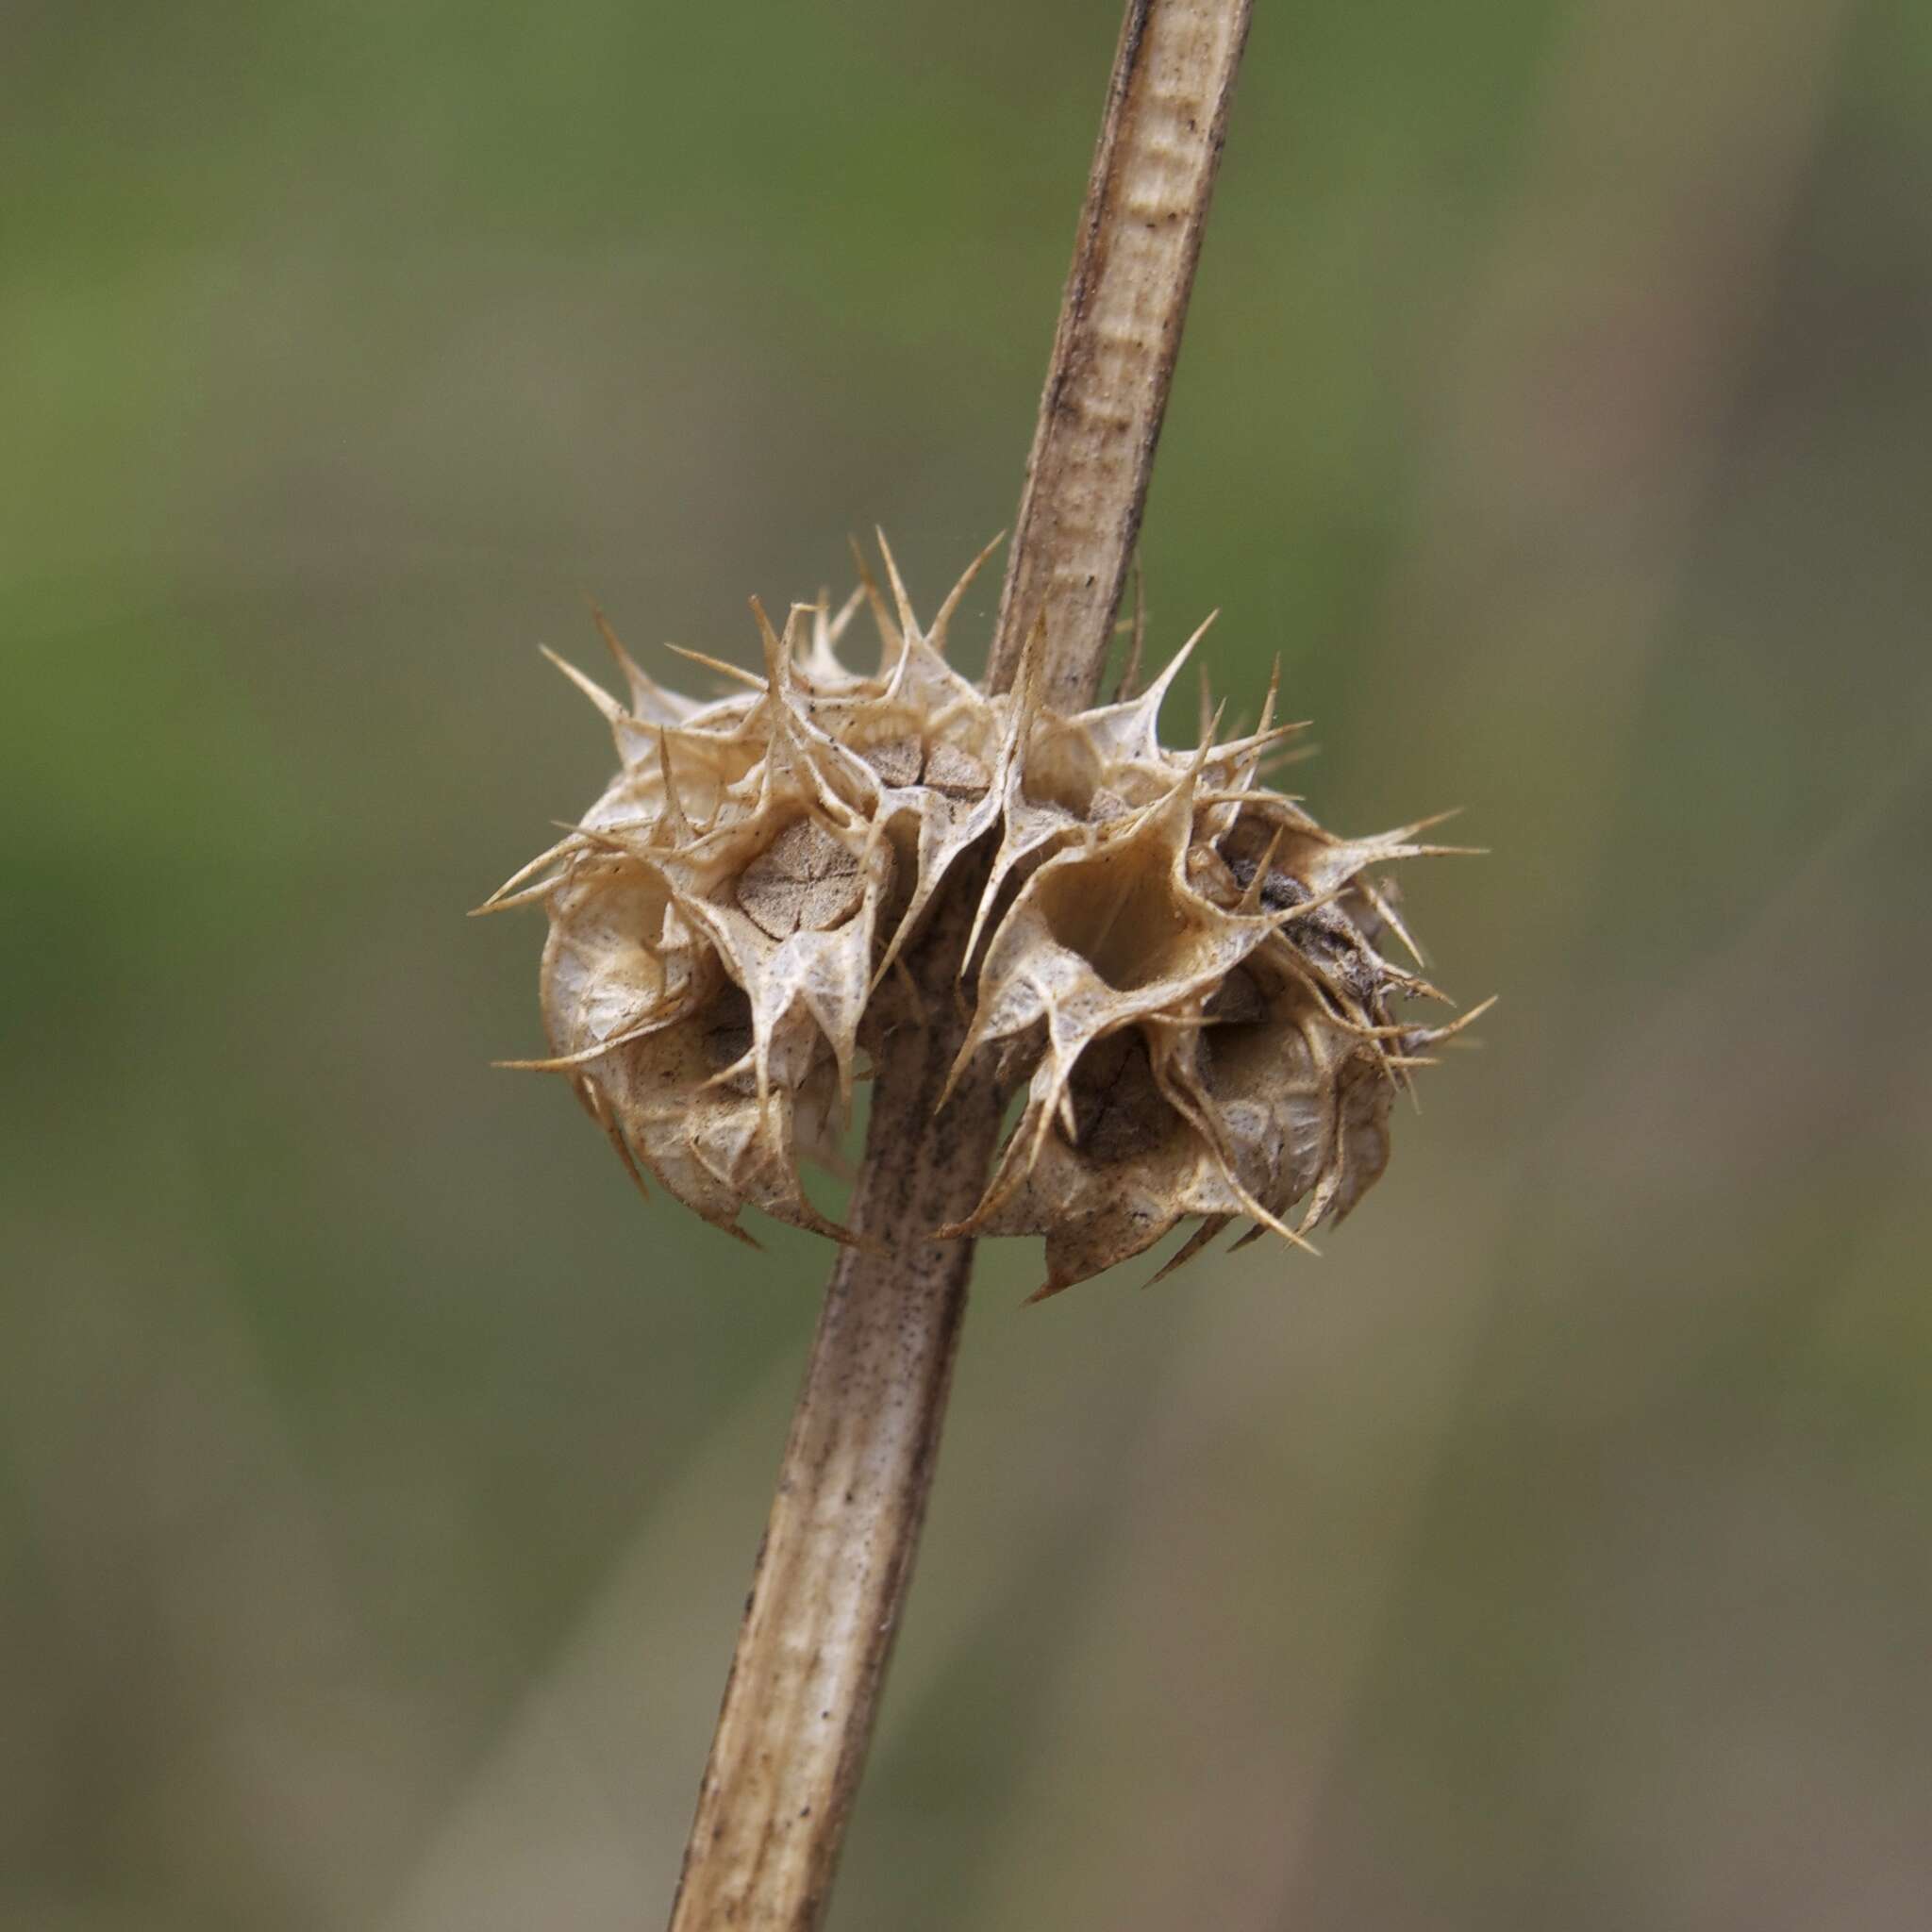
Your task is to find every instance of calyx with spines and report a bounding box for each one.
[482,540,1485,1296]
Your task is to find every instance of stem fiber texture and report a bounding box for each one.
[667,6,1251,1924]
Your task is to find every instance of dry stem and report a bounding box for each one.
[989,0,1253,704]
[666,5,1252,1926]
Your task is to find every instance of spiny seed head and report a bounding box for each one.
[482,538,1485,1295]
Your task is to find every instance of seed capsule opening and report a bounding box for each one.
[1034,852,1191,992]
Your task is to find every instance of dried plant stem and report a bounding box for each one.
[665,884,1002,1932]
[666,6,1252,1927]
[989,0,1253,705]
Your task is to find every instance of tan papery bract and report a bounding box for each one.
[486,541,1480,1289]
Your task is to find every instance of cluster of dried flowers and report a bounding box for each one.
[483,541,1483,1296]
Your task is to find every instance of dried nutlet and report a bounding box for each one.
[482,539,1488,1292]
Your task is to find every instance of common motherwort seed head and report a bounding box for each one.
[483,540,1486,1296]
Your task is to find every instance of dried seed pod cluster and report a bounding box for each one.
[484,542,1483,1294]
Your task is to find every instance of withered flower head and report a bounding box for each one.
[482,540,1486,1296]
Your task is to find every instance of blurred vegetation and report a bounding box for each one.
[5,0,1931,1927]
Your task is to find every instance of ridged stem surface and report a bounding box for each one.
[989,0,1253,704]
[664,883,1000,1932]
[666,6,1251,1926]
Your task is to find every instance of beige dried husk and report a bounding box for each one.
[482,541,1486,1296]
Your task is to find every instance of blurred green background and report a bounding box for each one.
[7,0,1931,1925]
